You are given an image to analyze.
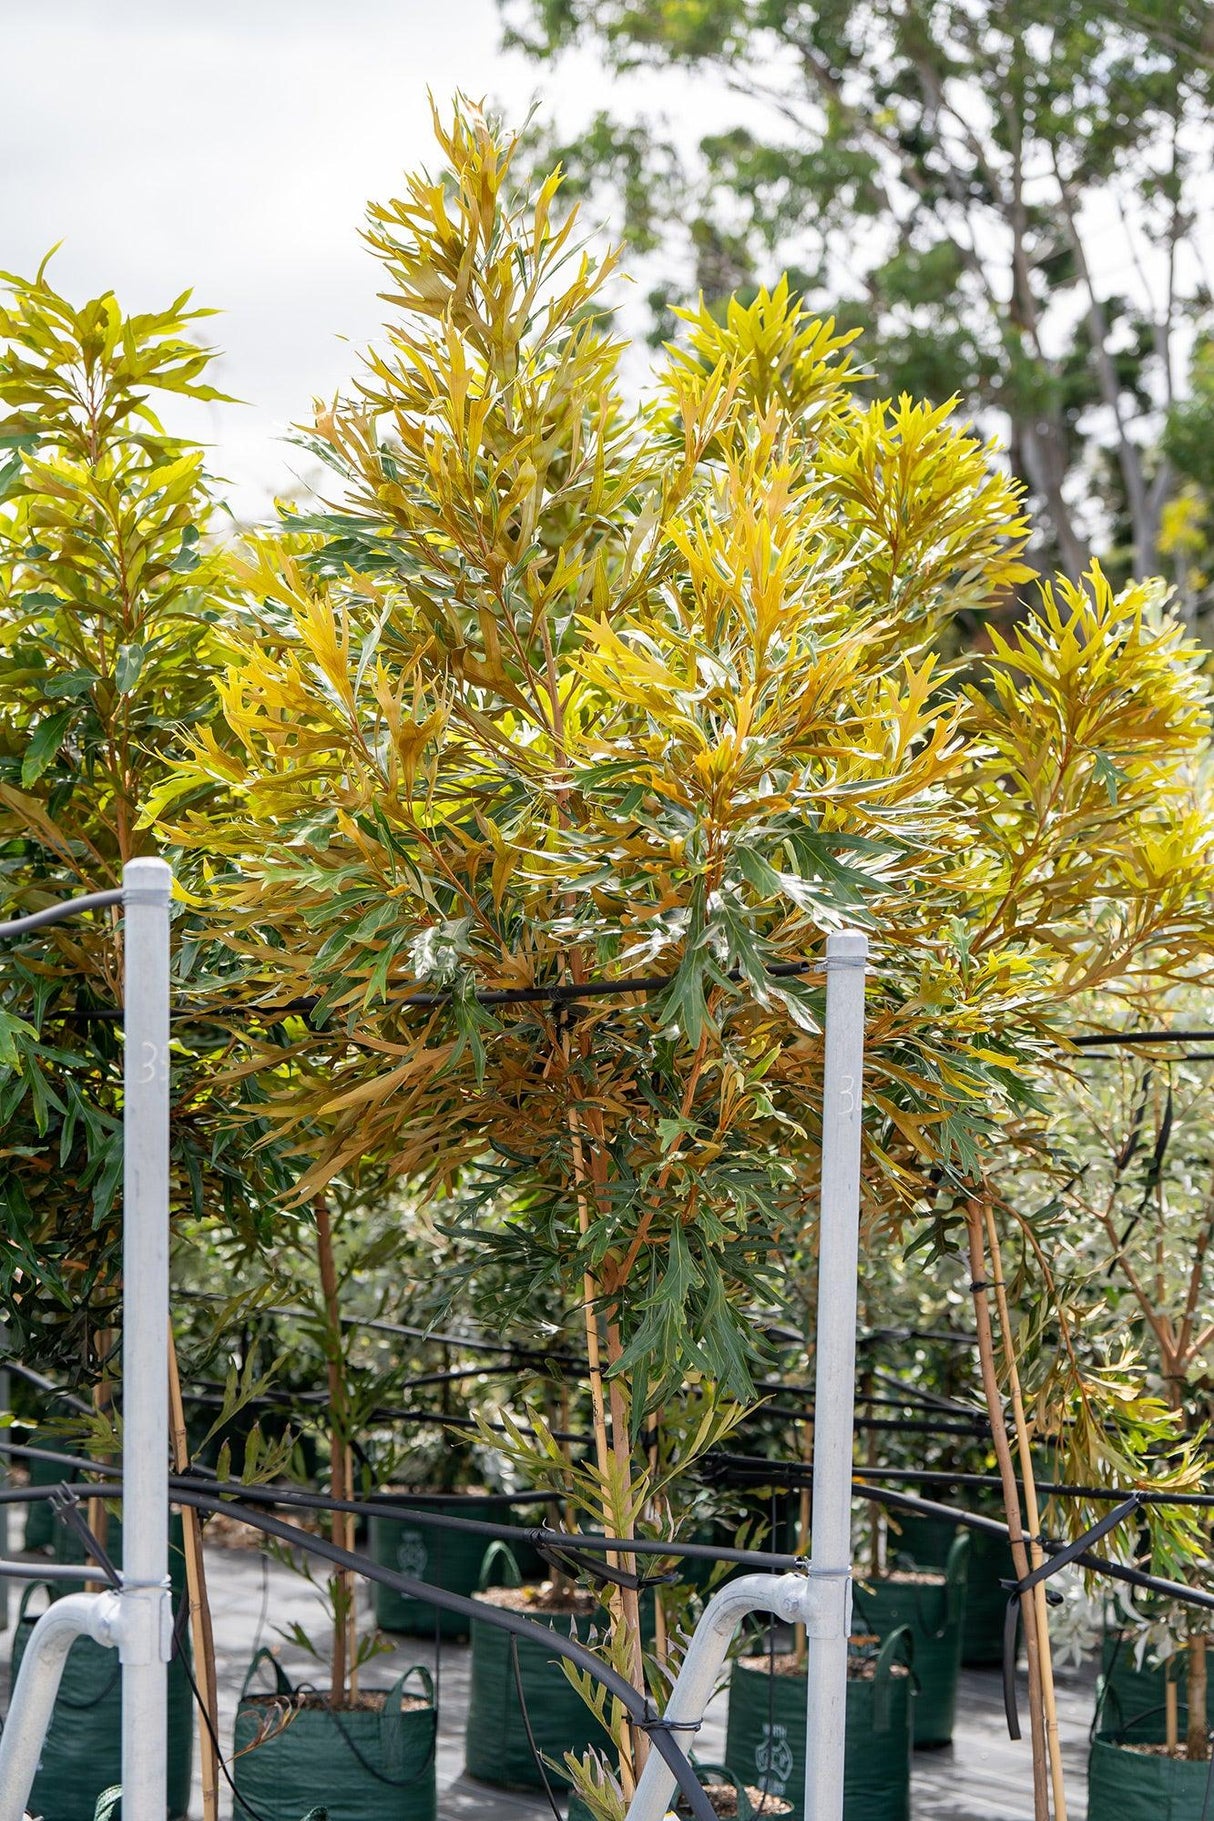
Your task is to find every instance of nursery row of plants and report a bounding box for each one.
[3,97,1214,1821]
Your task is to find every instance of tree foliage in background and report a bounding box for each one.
[500,0,1214,609]
[0,262,287,1371]
[153,103,1214,1806]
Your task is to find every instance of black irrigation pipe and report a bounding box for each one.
[708,1450,1214,1511]
[1069,1029,1214,1049]
[3,1357,93,1416]
[179,1291,979,1360]
[46,959,823,1026]
[0,889,123,940]
[11,1440,1214,1629]
[172,1387,992,1445]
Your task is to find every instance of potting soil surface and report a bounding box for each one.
[0,1513,1097,1819]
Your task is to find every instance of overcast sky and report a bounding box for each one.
[1,1,635,514]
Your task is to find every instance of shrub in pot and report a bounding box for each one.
[723,1629,915,1821]
[1095,1628,1214,1745]
[1087,1734,1214,1820]
[232,1650,437,1821]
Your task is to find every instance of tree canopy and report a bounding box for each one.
[501,0,1214,609]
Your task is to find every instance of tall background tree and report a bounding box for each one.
[500,0,1214,615]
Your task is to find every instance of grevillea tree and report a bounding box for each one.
[162,103,1214,1818]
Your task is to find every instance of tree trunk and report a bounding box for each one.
[1188,1637,1208,1761]
[315,1199,356,1707]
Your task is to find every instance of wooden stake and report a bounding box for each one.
[967,1204,1051,1821]
[315,1198,354,1708]
[167,1325,220,1821]
[1167,1674,1180,1755]
[1188,1637,1209,1761]
[982,1200,1068,1821]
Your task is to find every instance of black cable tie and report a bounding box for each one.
[48,1488,122,1589]
[637,1715,703,1735]
[999,1493,1141,1741]
[968,1279,990,1293]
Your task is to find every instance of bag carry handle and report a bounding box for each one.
[379,1663,437,1774]
[478,1539,523,1591]
[239,1646,295,1705]
[872,1625,914,1733]
[693,1763,754,1821]
[944,1530,970,1632]
[17,1580,54,1626]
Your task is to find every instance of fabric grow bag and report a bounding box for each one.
[231,1650,437,1821]
[723,1630,914,1821]
[1088,1735,1214,1819]
[1095,1631,1214,1746]
[464,1541,612,1790]
[9,1582,193,1821]
[849,1532,968,1746]
[20,1427,69,1552]
[370,1494,541,1639]
[890,1512,1013,1666]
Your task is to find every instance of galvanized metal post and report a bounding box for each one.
[803,929,868,1821]
[120,856,173,1821]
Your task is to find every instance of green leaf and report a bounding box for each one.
[115,643,146,694]
[21,707,73,786]
[169,525,201,572]
[43,669,98,699]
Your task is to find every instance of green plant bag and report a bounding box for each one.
[370,1495,542,1639]
[20,1427,68,1552]
[1088,1735,1214,1819]
[231,1650,437,1821]
[889,1513,1014,1666]
[850,1532,968,1746]
[723,1629,914,1821]
[464,1541,612,1790]
[1095,1631,1213,1745]
[8,1582,193,1821]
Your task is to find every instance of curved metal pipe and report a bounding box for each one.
[0,1591,123,1821]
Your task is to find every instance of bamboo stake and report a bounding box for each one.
[567,1101,636,1797]
[966,1205,1051,1821]
[606,1314,648,1776]
[315,1199,354,1707]
[167,1326,220,1821]
[982,1199,1068,1821]
[1167,1675,1180,1755]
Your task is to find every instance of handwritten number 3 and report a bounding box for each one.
[839,1075,856,1114]
[139,1041,167,1085]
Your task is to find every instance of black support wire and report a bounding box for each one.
[45,958,823,1026]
